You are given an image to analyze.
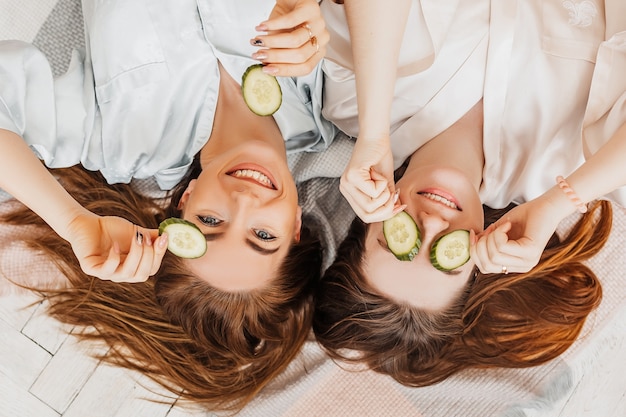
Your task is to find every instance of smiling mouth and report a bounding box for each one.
[228,169,276,189]
[418,192,461,210]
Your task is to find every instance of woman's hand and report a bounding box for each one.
[250,0,329,76]
[470,197,563,275]
[340,137,402,223]
[65,212,168,283]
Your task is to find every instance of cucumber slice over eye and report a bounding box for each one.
[383,211,421,261]
[430,230,470,271]
[158,218,207,259]
[241,64,282,116]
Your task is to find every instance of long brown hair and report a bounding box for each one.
[1,164,321,411]
[313,200,612,386]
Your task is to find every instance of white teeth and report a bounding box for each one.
[231,169,274,188]
[420,192,458,209]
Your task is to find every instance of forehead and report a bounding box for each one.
[185,242,286,292]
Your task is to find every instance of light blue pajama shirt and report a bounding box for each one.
[0,0,336,190]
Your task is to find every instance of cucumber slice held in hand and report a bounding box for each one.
[241,64,282,116]
[158,218,207,259]
[430,230,470,271]
[383,211,421,261]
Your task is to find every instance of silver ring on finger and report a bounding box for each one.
[501,265,508,275]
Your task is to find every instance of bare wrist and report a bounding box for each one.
[357,132,390,143]
[55,206,94,243]
[541,186,578,225]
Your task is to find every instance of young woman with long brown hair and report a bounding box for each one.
[313,0,625,386]
[2,163,322,410]
[0,0,335,411]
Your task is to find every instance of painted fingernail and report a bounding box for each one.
[252,52,267,60]
[262,66,278,75]
[250,38,264,46]
[255,24,268,31]
[393,189,400,204]
[392,204,407,215]
[136,231,144,245]
[158,233,169,249]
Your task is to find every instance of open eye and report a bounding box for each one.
[197,215,223,226]
[254,229,276,241]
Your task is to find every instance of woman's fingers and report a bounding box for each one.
[127,230,155,282]
[370,169,395,194]
[343,186,392,216]
[340,174,390,210]
[340,177,397,223]
[471,223,536,274]
[149,233,169,276]
[343,167,389,199]
[472,240,525,274]
[108,228,149,282]
[96,228,167,283]
[251,26,327,76]
[484,222,510,259]
[253,21,324,50]
[257,2,323,33]
[250,2,328,77]
[254,47,323,77]
[343,192,396,223]
[82,243,121,280]
[253,35,324,63]
[489,223,543,268]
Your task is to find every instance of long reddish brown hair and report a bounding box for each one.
[1,164,321,411]
[313,200,611,386]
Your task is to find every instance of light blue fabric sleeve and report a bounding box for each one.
[0,1,218,191]
[81,0,213,189]
[0,40,87,168]
[1,0,337,192]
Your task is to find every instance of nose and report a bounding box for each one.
[230,185,262,206]
[231,186,258,198]
[417,211,450,238]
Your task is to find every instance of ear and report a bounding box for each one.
[293,205,303,243]
[177,179,197,211]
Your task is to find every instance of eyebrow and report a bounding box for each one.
[204,233,225,242]
[246,239,281,255]
[203,233,280,255]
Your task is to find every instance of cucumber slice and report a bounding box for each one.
[158,218,207,259]
[430,230,470,271]
[241,64,282,116]
[383,211,421,261]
